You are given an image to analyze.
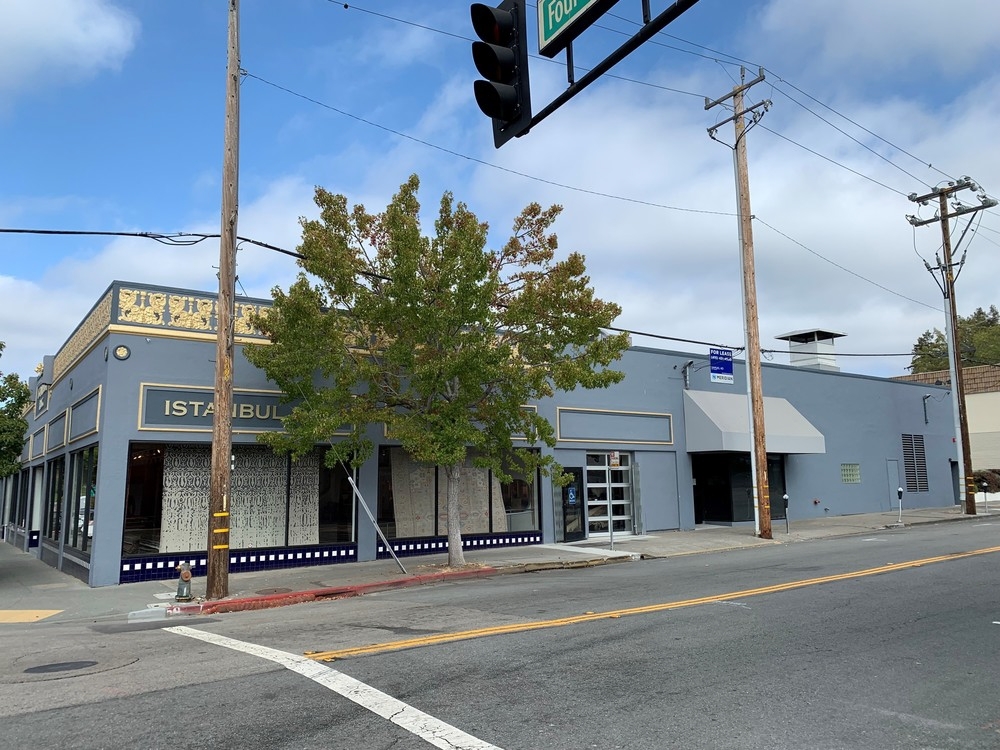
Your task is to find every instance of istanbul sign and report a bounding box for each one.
[139,384,292,432]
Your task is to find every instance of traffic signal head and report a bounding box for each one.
[471,0,531,148]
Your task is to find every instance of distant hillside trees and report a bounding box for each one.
[910,306,1000,373]
[0,342,30,478]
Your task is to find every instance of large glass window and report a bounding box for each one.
[123,444,164,555]
[499,451,540,532]
[318,458,356,543]
[123,443,359,555]
[66,444,98,553]
[15,468,29,528]
[377,446,539,539]
[43,456,65,542]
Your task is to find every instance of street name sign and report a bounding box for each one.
[537,0,622,58]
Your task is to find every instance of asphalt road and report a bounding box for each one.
[2,520,999,749]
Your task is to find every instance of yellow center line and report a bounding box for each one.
[306,544,1000,662]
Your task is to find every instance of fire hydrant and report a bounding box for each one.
[175,562,193,602]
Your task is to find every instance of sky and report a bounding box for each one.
[1,0,999,383]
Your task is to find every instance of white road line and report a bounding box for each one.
[165,625,503,750]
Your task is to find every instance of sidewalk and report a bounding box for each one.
[0,503,991,624]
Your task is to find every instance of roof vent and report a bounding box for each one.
[775,329,845,371]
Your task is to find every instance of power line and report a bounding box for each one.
[0,227,306,259]
[757,125,909,197]
[335,2,951,205]
[766,350,914,358]
[240,71,944,320]
[337,2,707,100]
[606,325,741,351]
[762,72,957,185]
[763,83,932,189]
[242,71,731,218]
[1,224,922,361]
[0,228,212,246]
[752,217,941,312]
[597,6,958,187]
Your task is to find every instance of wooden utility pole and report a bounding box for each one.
[207,0,240,600]
[706,68,772,539]
[908,179,997,516]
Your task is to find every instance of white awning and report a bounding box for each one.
[683,390,826,454]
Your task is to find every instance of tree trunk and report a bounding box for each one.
[443,462,466,567]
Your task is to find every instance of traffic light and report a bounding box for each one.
[471,0,531,148]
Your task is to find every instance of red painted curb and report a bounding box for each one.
[195,565,501,615]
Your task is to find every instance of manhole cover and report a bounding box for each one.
[24,661,98,674]
[256,588,293,595]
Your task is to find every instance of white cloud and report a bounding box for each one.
[454,48,1000,378]
[0,174,318,380]
[0,0,138,98]
[3,0,998,386]
[755,0,1000,79]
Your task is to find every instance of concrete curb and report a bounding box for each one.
[165,565,503,616]
[159,555,639,617]
[148,511,985,619]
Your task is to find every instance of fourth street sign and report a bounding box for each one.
[537,0,621,58]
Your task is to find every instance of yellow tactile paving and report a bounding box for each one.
[0,610,62,623]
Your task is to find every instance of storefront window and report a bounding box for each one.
[66,444,98,553]
[43,456,65,542]
[123,443,359,555]
[377,446,537,538]
[499,453,540,532]
[11,472,20,527]
[122,444,165,555]
[318,458,355,543]
[16,468,30,528]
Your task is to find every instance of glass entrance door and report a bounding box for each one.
[585,452,633,537]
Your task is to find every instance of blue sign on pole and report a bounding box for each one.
[710,348,734,384]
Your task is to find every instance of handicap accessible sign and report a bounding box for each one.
[710,347,734,384]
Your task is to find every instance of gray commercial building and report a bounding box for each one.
[1,281,959,587]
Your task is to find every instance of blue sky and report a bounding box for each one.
[2,0,999,382]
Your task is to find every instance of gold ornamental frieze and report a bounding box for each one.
[118,288,167,325]
[54,292,113,380]
[168,295,215,331]
[115,286,269,338]
[234,303,268,335]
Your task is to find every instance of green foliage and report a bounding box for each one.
[245,175,629,549]
[0,342,31,478]
[910,305,1000,373]
[973,469,1000,494]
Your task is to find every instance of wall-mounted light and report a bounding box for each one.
[681,360,695,390]
[922,393,931,424]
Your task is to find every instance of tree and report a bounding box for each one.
[910,305,1000,373]
[245,175,630,566]
[0,342,31,478]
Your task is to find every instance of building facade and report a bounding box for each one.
[896,365,1000,471]
[1,281,959,587]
